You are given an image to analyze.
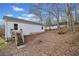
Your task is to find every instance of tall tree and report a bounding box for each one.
[75,4,77,23]
[32,4,43,27]
[56,4,60,30]
[47,3,60,30]
[45,4,53,30]
[65,4,75,32]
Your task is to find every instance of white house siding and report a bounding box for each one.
[51,26,57,29]
[5,19,64,39]
[5,21,44,38]
[51,25,64,30]
[5,21,8,41]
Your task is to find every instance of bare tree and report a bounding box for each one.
[32,4,43,28]
[48,3,60,30]
[64,4,70,28]
[45,4,53,30]
[32,3,76,32]
[75,4,77,23]
[32,4,53,30]
[56,4,60,30]
[65,4,75,32]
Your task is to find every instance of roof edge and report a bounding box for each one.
[3,16,42,25]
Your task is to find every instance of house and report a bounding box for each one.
[3,16,64,42]
[3,16,45,41]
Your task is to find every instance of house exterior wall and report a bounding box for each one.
[5,20,8,41]
[5,19,64,40]
[5,21,45,39]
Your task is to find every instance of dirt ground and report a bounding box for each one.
[0,30,79,56]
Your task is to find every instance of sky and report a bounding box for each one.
[0,3,64,25]
[0,3,78,25]
[0,3,37,24]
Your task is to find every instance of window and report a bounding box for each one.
[14,24,18,30]
[41,26,43,30]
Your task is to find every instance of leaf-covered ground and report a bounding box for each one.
[0,30,79,56]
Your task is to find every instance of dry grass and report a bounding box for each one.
[57,26,69,34]
[0,37,6,48]
[0,29,5,48]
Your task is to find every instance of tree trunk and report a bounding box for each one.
[56,4,60,30]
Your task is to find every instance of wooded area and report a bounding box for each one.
[31,3,79,33]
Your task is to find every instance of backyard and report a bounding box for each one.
[0,29,79,56]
